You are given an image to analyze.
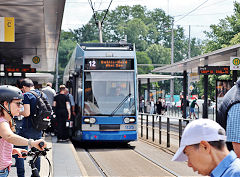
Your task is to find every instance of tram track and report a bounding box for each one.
[132,148,180,177]
[84,148,108,177]
[75,142,181,177]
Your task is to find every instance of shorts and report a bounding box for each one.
[190,107,195,113]
[0,167,9,177]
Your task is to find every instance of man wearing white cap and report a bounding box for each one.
[172,119,240,176]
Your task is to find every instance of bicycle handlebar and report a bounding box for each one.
[21,142,52,177]
[21,146,51,157]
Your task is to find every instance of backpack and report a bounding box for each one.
[30,91,52,131]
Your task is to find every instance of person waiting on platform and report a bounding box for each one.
[42,82,56,135]
[0,85,46,177]
[139,97,145,113]
[149,98,155,114]
[53,85,71,142]
[156,97,162,115]
[189,98,199,119]
[64,88,76,117]
[15,78,48,177]
[172,119,240,177]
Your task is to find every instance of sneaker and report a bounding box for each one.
[62,139,69,142]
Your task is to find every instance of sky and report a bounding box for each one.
[62,0,238,40]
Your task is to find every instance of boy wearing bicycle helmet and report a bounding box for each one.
[0,85,46,177]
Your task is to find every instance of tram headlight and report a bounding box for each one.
[129,118,136,123]
[124,117,130,124]
[124,117,135,124]
[83,117,96,124]
[83,118,90,123]
[89,117,96,124]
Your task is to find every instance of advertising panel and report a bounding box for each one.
[216,80,232,114]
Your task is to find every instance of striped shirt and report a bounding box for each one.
[0,117,13,170]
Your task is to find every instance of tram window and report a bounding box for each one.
[83,71,136,116]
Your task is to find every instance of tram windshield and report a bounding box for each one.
[83,71,135,116]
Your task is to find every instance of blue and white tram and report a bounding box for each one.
[63,43,138,142]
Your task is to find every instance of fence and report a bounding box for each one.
[139,113,190,148]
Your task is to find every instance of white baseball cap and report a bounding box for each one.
[172,119,226,161]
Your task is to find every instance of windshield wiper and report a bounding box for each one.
[111,93,131,116]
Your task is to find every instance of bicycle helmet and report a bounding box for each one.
[0,85,23,118]
[0,85,23,102]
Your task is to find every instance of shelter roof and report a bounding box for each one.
[152,44,240,73]
[138,74,183,84]
[0,0,65,72]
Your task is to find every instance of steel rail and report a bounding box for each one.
[84,149,108,177]
[131,148,180,177]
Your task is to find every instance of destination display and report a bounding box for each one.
[84,59,134,70]
[198,66,230,75]
[4,65,36,73]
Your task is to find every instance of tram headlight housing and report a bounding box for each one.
[124,117,130,123]
[124,117,135,124]
[83,117,96,124]
[89,117,96,124]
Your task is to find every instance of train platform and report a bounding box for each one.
[9,136,87,177]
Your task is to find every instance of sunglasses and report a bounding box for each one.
[13,101,24,107]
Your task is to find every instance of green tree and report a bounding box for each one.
[121,18,149,51]
[69,5,203,96]
[230,32,240,45]
[58,30,77,84]
[136,51,153,74]
[72,22,98,43]
[147,8,172,44]
[74,5,195,55]
[204,2,240,52]
[146,44,171,64]
[195,2,240,99]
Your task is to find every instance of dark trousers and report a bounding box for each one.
[14,128,41,177]
[56,110,68,140]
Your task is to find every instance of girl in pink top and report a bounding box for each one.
[0,85,47,177]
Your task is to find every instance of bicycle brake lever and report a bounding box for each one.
[21,152,28,158]
[39,141,45,148]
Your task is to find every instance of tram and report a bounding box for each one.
[63,43,138,142]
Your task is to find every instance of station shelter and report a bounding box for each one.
[152,43,240,119]
[0,0,65,87]
[137,73,183,112]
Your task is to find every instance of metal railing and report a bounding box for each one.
[139,113,190,148]
[139,105,216,148]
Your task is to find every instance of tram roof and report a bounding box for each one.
[138,74,183,84]
[80,43,134,51]
[0,0,65,72]
[152,43,240,73]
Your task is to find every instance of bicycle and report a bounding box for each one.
[21,142,52,177]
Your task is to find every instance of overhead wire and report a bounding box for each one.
[87,0,113,27]
[175,0,209,23]
[88,0,98,25]
[101,0,113,25]
[67,0,144,3]
[173,0,232,19]
[197,0,232,11]
[97,0,103,11]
